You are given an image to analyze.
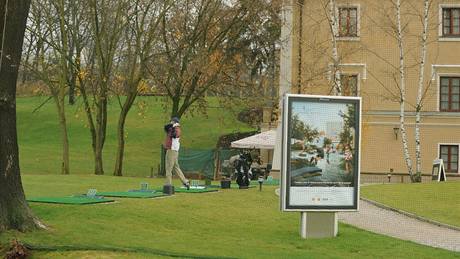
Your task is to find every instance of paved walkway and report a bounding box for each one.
[338,200,460,252]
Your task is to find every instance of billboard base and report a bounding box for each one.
[300,212,338,238]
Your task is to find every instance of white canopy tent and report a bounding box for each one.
[230,130,277,149]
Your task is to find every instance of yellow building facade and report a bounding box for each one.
[278,0,460,182]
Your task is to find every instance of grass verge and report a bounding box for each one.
[0,175,458,258]
[361,181,460,228]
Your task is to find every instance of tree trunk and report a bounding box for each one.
[54,95,70,175]
[56,0,70,174]
[67,39,77,105]
[0,0,41,232]
[94,97,107,175]
[94,100,105,175]
[329,0,341,95]
[94,146,104,175]
[114,102,130,176]
[76,53,100,175]
[113,114,126,176]
[94,123,104,175]
[68,72,76,105]
[395,0,414,181]
[414,0,429,183]
[171,96,180,118]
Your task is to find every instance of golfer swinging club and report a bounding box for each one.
[164,117,190,190]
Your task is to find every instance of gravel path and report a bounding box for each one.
[338,200,460,252]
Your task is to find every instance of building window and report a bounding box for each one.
[440,77,460,111]
[338,7,358,37]
[340,74,358,96]
[442,8,460,37]
[440,145,459,173]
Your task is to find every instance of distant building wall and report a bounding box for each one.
[277,0,460,180]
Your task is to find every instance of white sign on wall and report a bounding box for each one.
[281,94,361,211]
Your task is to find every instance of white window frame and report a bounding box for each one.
[438,4,460,41]
[336,4,361,41]
[327,63,367,81]
[438,143,460,173]
[436,72,460,112]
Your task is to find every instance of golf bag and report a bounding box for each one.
[233,151,252,188]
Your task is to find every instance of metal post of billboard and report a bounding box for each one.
[300,212,338,238]
[300,212,307,238]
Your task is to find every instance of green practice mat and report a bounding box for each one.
[175,187,218,193]
[97,191,168,198]
[27,196,114,205]
[252,180,280,186]
[154,187,218,193]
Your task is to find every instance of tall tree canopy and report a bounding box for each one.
[149,0,280,118]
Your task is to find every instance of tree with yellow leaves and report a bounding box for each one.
[148,0,281,119]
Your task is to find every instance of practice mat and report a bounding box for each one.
[27,196,114,205]
[257,179,280,185]
[155,187,219,193]
[97,191,168,198]
[176,187,218,193]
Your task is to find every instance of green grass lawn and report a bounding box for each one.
[17,96,253,177]
[10,97,460,257]
[361,182,460,228]
[1,175,459,258]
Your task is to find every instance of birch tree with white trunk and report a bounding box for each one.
[414,0,430,182]
[327,0,341,95]
[394,0,415,180]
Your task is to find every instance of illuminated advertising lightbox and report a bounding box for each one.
[281,94,361,211]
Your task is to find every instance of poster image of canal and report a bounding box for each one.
[289,100,356,187]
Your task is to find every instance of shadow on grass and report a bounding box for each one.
[25,243,239,259]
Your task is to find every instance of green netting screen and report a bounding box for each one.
[178,148,216,179]
[160,147,241,179]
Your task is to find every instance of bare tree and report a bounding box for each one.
[85,0,129,175]
[21,1,49,85]
[24,0,72,174]
[55,0,71,174]
[294,0,361,96]
[113,0,170,176]
[149,0,276,118]
[362,0,435,182]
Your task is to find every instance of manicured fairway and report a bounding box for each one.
[16,96,253,177]
[1,175,458,258]
[27,196,115,204]
[361,181,460,228]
